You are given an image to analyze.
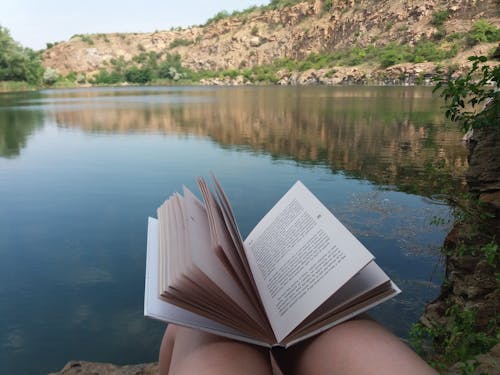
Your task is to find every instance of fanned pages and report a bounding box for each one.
[145,176,400,347]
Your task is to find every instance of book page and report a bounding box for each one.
[301,261,390,324]
[144,217,271,348]
[197,177,269,321]
[243,181,374,342]
[282,282,400,347]
[182,186,267,329]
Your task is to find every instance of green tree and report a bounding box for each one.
[43,67,59,85]
[158,53,185,79]
[378,43,408,67]
[93,68,123,84]
[434,55,499,132]
[125,66,152,83]
[0,25,43,84]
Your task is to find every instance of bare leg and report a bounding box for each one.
[158,324,273,375]
[159,325,177,375]
[276,319,437,375]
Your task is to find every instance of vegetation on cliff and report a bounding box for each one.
[56,16,500,87]
[2,1,500,89]
[62,22,500,87]
[435,55,499,132]
[410,57,499,374]
[38,0,500,87]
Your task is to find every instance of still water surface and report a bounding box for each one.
[0,86,467,374]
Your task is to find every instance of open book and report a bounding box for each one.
[145,176,400,348]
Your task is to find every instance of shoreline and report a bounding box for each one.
[49,344,500,374]
[0,78,437,94]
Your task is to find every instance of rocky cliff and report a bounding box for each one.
[42,0,500,84]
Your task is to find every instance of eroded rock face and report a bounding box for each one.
[41,0,500,81]
[466,127,500,225]
[428,221,499,325]
[420,125,499,375]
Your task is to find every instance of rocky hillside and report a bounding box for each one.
[42,0,500,84]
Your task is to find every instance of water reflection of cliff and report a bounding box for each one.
[52,87,468,194]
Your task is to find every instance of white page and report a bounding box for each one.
[182,187,265,326]
[304,261,390,323]
[144,218,270,347]
[284,282,400,347]
[243,181,374,342]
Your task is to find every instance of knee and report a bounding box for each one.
[159,324,178,374]
[164,324,177,341]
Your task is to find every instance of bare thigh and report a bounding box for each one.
[275,319,437,375]
[159,325,273,375]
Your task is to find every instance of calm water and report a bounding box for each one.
[0,86,467,374]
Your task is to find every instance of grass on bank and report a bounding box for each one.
[410,302,499,373]
[0,81,38,92]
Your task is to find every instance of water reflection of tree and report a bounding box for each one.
[0,109,44,158]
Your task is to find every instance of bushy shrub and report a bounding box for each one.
[205,11,230,25]
[431,10,450,27]
[412,41,458,62]
[110,56,128,72]
[93,69,123,84]
[466,20,500,46]
[378,43,409,67]
[298,60,313,71]
[43,67,59,85]
[125,66,152,83]
[169,38,193,49]
[158,53,185,79]
[80,35,94,45]
[267,0,309,10]
[248,65,278,83]
[76,73,86,84]
[65,71,77,82]
[446,32,465,41]
[410,303,498,372]
[230,5,259,18]
[46,42,60,49]
[323,0,333,13]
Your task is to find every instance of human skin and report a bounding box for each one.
[159,319,437,375]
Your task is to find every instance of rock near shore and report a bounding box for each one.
[50,346,500,375]
[49,361,158,375]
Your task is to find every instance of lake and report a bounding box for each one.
[0,86,468,374]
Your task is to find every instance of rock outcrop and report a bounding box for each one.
[49,361,158,375]
[445,344,500,375]
[41,0,500,82]
[421,124,499,373]
[466,127,500,217]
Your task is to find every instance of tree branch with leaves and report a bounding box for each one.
[434,55,499,132]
